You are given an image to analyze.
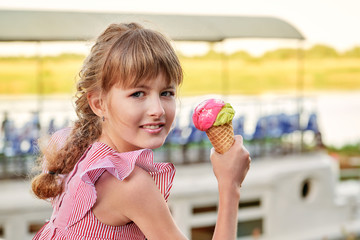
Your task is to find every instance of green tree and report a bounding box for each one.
[229,50,254,61]
[343,46,360,58]
[261,48,298,60]
[200,49,223,59]
[306,44,339,58]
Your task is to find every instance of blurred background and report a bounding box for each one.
[0,0,360,239]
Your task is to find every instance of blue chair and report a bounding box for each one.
[264,114,283,138]
[251,116,267,140]
[233,116,245,136]
[165,125,183,145]
[304,113,319,133]
[19,121,39,155]
[48,118,56,135]
[279,113,300,134]
[2,120,21,156]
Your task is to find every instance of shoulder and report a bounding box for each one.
[96,166,155,197]
[94,165,157,204]
[92,166,161,225]
[93,166,185,238]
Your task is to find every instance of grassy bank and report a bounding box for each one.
[1,54,360,95]
[0,55,83,95]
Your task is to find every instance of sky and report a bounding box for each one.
[0,0,360,56]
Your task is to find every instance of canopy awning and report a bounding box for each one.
[0,9,305,42]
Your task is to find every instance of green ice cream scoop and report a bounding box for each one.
[213,103,235,126]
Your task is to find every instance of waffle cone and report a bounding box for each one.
[206,122,235,154]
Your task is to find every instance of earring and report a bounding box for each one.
[102,116,105,122]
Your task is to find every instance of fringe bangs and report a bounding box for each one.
[102,27,183,91]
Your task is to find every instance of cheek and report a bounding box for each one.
[165,101,176,123]
[108,103,136,126]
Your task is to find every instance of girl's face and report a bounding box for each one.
[100,72,176,153]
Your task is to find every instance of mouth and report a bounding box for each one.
[141,123,166,133]
[142,124,164,129]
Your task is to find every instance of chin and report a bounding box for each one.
[147,143,165,150]
[145,140,166,150]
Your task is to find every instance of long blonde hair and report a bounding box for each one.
[31,22,183,199]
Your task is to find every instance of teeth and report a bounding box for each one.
[143,125,161,129]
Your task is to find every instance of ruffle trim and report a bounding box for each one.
[67,142,175,228]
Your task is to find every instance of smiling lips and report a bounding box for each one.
[141,123,165,133]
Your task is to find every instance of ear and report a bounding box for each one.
[87,91,105,118]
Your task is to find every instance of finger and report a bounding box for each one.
[210,147,215,155]
[234,135,244,144]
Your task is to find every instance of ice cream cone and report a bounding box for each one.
[206,122,235,154]
[193,99,235,154]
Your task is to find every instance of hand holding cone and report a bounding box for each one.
[192,99,235,154]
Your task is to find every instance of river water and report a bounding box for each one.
[0,91,359,148]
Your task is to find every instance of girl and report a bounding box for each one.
[31,22,251,240]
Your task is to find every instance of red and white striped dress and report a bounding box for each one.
[33,128,176,240]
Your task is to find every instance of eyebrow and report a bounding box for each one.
[132,85,151,90]
[131,84,176,90]
[165,85,176,90]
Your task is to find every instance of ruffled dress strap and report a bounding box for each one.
[47,127,71,149]
[64,142,175,231]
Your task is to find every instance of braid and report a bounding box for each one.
[30,25,123,200]
[31,117,102,199]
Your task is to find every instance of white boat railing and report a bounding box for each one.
[1,152,359,240]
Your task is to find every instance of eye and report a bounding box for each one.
[130,91,144,98]
[161,91,175,97]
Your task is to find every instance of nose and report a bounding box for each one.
[148,96,165,118]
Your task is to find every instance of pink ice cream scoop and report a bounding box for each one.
[192,99,225,131]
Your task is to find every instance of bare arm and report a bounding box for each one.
[93,135,250,240]
[211,135,251,240]
[93,167,187,240]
